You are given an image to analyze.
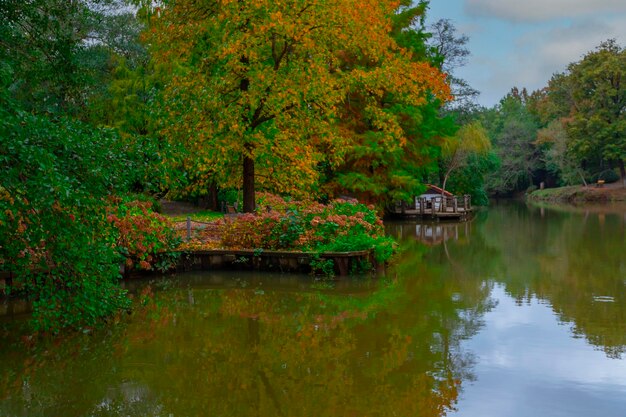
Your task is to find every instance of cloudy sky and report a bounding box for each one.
[425,0,626,107]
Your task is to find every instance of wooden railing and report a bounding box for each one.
[411,195,472,215]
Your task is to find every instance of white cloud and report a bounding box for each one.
[465,0,626,22]
[462,15,626,105]
[518,17,626,80]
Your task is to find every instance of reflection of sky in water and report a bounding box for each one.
[453,284,626,417]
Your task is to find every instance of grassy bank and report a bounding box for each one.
[528,183,626,203]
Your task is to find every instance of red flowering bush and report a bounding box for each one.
[217,194,394,262]
[107,199,181,271]
[219,212,283,249]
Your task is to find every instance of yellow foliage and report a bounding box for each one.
[145,0,450,198]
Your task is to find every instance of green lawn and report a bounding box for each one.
[167,210,224,223]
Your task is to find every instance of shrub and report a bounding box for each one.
[0,92,179,332]
[107,198,181,272]
[217,195,396,264]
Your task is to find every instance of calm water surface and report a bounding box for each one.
[1,201,626,416]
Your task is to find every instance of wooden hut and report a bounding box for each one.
[388,184,472,220]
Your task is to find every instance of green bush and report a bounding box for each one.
[592,169,620,184]
[0,92,173,333]
[217,195,396,266]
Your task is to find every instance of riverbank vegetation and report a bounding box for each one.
[0,0,463,332]
[527,183,626,204]
[181,194,394,264]
[478,40,626,198]
[2,0,623,332]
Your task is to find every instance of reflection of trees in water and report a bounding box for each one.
[475,202,626,359]
[8,201,624,414]
[0,304,170,417]
[393,239,495,406]
[0,261,492,417]
[392,202,626,359]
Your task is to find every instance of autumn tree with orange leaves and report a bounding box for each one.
[144,0,450,212]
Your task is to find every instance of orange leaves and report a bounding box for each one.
[146,0,451,200]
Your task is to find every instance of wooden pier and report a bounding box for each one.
[388,195,473,220]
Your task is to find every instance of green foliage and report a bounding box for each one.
[440,120,491,194]
[310,257,336,277]
[0,84,179,332]
[548,40,626,183]
[273,210,306,249]
[1,0,145,118]
[334,101,455,207]
[219,189,242,207]
[217,195,395,267]
[446,152,499,205]
[0,99,131,332]
[482,92,543,195]
[592,169,620,184]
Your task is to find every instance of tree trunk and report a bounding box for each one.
[239,55,255,212]
[437,158,445,187]
[620,160,626,187]
[243,151,255,213]
[442,171,450,194]
[206,181,219,211]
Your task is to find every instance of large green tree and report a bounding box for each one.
[0,0,172,331]
[548,40,626,185]
[0,0,144,117]
[326,2,458,206]
[483,90,543,195]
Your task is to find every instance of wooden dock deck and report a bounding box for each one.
[388,195,472,220]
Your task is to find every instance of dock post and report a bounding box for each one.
[453,198,458,213]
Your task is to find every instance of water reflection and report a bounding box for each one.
[0,263,490,417]
[479,202,626,359]
[1,201,626,416]
[386,220,473,247]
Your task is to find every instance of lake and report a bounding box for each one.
[1,201,625,416]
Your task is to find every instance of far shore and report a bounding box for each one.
[527,182,626,204]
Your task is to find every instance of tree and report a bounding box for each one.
[549,40,626,185]
[0,0,143,118]
[483,91,542,195]
[537,119,588,186]
[326,2,454,206]
[0,85,135,331]
[0,1,173,331]
[440,121,491,193]
[145,0,450,212]
[427,18,480,115]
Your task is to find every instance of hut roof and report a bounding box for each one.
[422,184,453,197]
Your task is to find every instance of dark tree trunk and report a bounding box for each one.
[243,151,255,212]
[239,54,256,212]
[206,181,219,211]
[620,159,626,187]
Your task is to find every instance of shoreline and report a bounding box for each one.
[527,183,626,204]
